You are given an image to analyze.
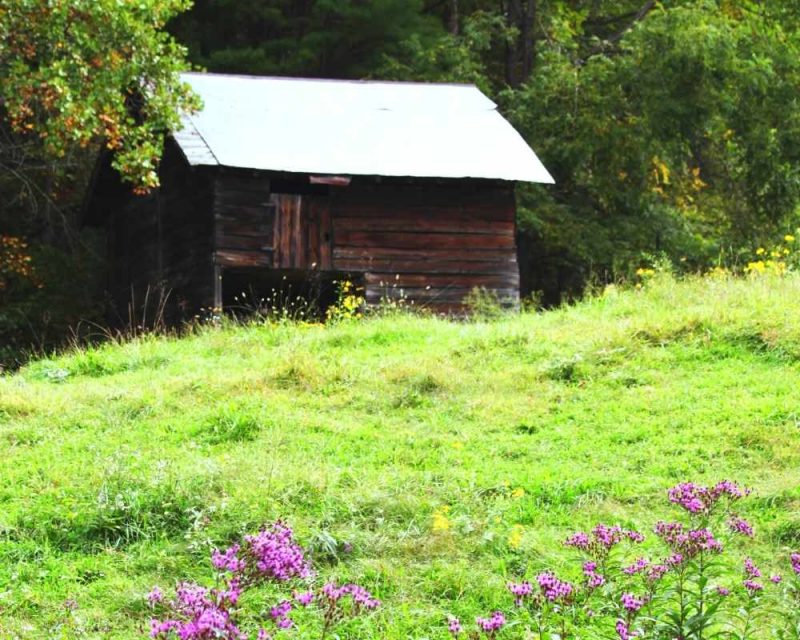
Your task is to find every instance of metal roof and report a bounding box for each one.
[174,72,554,184]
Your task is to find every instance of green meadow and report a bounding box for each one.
[1,274,800,638]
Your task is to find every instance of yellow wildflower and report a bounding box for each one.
[745,260,766,274]
[785,235,795,243]
[708,266,729,279]
[756,247,766,255]
[511,487,525,499]
[432,506,452,532]
[508,525,524,550]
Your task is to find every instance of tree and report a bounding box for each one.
[382,1,800,301]
[0,0,198,194]
[0,0,197,368]
[169,0,442,79]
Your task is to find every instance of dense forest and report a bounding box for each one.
[2,0,800,364]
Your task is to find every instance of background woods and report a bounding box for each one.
[3,0,800,364]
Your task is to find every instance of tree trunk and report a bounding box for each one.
[504,0,537,86]
[521,0,536,81]
[504,0,521,87]
[448,0,459,34]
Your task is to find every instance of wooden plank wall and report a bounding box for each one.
[105,141,216,323]
[207,173,519,314]
[158,144,216,317]
[106,191,161,321]
[271,194,331,270]
[214,173,274,269]
[330,181,519,312]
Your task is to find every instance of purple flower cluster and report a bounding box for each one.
[621,593,647,613]
[619,555,668,583]
[507,581,533,606]
[149,522,379,640]
[443,480,800,640]
[211,544,245,573]
[320,582,380,610]
[150,582,244,640]
[666,553,684,567]
[536,572,574,603]
[728,516,754,537]
[245,522,312,582]
[743,557,761,578]
[293,590,314,606]
[622,558,649,576]
[209,522,311,589]
[270,600,293,629]
[476,611,506,634]
[565,524,644,556]
[742,557,764,594]
[583,561,605,588]
[743,579,763,594]
[667,481,749,515]
[655,522,722,558]
[147,586,164,607]
[447,615,463,636]
[564,531,590,549]
[616,619,638,640]
[647,564,669,582]
[728,515,753,538]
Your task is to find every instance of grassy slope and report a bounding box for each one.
[1,274,800,638]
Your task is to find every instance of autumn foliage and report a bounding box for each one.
[0,0,198,191]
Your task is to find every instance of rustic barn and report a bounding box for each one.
[84,72,553,320]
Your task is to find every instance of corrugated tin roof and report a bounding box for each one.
[174,72,554,184]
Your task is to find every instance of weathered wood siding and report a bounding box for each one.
[209,174,519,312]
[97,166,519,317]
[213,176,332,274]
[104,141,215,322]
[272,194,332,270]
[158,145,216,316]
[330,181,519,311]
[213,173,274,269]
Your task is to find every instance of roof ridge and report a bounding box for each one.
[180,71,479,90]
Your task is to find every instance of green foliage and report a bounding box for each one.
[0,0,197,367]
[170,0,442,79]
[0,0,197,191]
[0,238,105,371]
[377,1,800,301]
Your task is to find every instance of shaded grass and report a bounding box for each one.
[1,274,800,636]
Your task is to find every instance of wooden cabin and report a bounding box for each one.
[84,73,553,320]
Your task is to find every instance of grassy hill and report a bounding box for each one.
[2,274,800,638]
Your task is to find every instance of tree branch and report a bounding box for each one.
[606,0,657,45]
[581,0,658,61]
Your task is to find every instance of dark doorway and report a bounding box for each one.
[221,268,355,321]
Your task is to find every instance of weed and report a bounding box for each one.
[195,406,262,445]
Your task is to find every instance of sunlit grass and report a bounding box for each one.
[1,273,800,637]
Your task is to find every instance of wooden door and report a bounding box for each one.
[271,194,331,270]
